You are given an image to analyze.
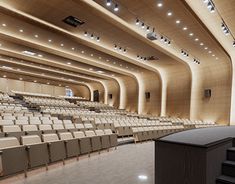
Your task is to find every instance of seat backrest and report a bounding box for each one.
[0,119,14,125]
[0,137,20,149]
[22,125,38,131]
[53,120,63,124]
[104,129,113,135]
[41,119,53,125]
[95,130,104,136]
[15,119,29,125]
[63,120,72,124]
[73,131,85,138]
[3,116,15,120]
[38,124,52,131]
[21,135,42,145]
[42,133,59,142]
[2,125,21,132]
[74,124,85,129]
[85,130,96,137]
[59,132,73,140]
[52,124,64,130]
[64,124,75,129]
[84,124,93,129]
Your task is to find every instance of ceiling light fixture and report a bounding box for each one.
[183,27,187,30]
[60,43,64,47]
[97,37,100,42]
[3,75,6,78]
[67,62,71,65]
[34,34,38,38]
[167,12,173,16]
[114,4,119,11]
[136,19,140,25]
[91,34,94,39]
[141,23,145,29]
[48,39,52,42]
[195,38,199,41]
[176,20,180,24]
[2,23,6,27]
[84,31,88,36]
[189,33,194,36]
[19,29,23,32]
[106,0,111,6]
[157,3,163,7]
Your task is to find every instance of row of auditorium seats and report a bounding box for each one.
[0,129,117,177]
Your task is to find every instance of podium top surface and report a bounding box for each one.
[159,126,235,147]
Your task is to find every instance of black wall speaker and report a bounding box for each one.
[204,89,211,98]
[145,92,150,99]
[109,94,113,99]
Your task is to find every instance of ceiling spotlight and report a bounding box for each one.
[38,54,43,57]
[233,41,235,47]
[123,49,127,53]
[189,33,194,36]
[157,3,163,7]
[34,34,38,38]
[210,6,215,13]
[208,50,212,53]
[195,38,199,41]
[140,57,143,60]
[114,4,119,11]
[114,44,117,49]
[59,84,61,86]
[160,36,164,41]
[2,23,6,27]
[204,47,208,50]
[60,43,64,47]
[141,23,145,29]
[164,38,168,43]
[91,34,94,39]
[90,54,93,56]
[81,50,84,53]
[183,27,187,30]
[34,80,37,83]
[47,82,50,85]
[106,0,111,6]
[84,31,88,36]
[3,75,6,78]
[136,19,140,25]
[48,39,52,42]
[137,55,140,59]
[19,78,23,80]
[212,54,215,57]
[19,29,23,32]
[67,62,71,65]
[97,37,100,42]
[200,42,204,46]
[146,26,150,32]
[119,47,122,51]
[72,47,75,50]
[167,12,172,16]
[176,20,180,24]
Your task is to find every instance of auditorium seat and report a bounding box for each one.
[73,131,92,155]
[21,135,49,168]
[58,132,80,158]
[85,130,102,152]
[0,137,27,176]
[104,129,118,148]
[95,130,110,149]
[38,124,55,134]
[3,125,25,141]
[22,125,41,136]
[42,134,66,163]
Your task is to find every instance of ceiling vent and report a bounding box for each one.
[63,16,85,27]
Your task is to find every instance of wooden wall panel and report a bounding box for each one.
[71,85,90,100]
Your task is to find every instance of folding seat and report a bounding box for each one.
[15,119,29,125]
[95,130,110,149]
[50,117,59,121]
[104,129,118,148]
[22,124,41,136]
[41,119,53,125]
[3,115,15,121]
[21,135,49,168]
[38,124,55,134]
[52,124,67,133]
[3,125,25,141]
[63,120,73,124]
[85,130,102,152]
[0,137,27,176]
[0,119,14,126]
[41,133,66,163]
[53,119,63,124]
[29,117,41,125]
[74,123,85,131]
[84,123,94,130]
[16,116,27,120]
[137,127,146,141]
[58,132,80,158]
[64,124,77,132]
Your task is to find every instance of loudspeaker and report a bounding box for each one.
[109,94,112,99]
[204,89,211,98]
[145,92,150,99]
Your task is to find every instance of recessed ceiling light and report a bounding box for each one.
[67,62,71,65]
[97,37,100,42]
[114,4,119,11]
[84,31,88,36]
[19,78,23,80]
[0,43,2,46]
[19,29,23,32]
[91,54,93,56]
[34,80,37,83]
[106,59,109,62]
[136,19,140,25]
[59,84,61,86]
[189,33,194,36]
[81,50,84,54]
[38,54,43,57]
[99,57,102,59]
[208,50,212,53]
[216,57,219,60]
[3,75,6,78]
[72,47,75,50]
[97,70,104,73]
[60,43,64,47]
[195,38,199,41]
[183,27,187,30]
[200,42,204,46]
[212,54,215,57]
[204,47,208,50]
[22,50,36,56]
[89,68,93,71]
[91,34,94,39]
[2,23,6,27]
[157,3,163,7]
[176,20,180,24]
[47,82,50,85]
[167,12,173,16]
[48,39,52,42]
[106,0,111,6]
[34,34,38,38]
